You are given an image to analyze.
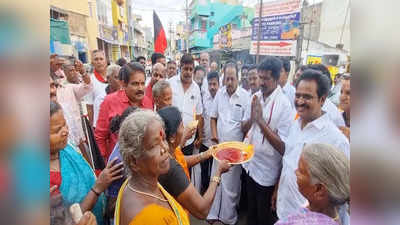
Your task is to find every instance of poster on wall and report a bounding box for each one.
[250,0,301,56]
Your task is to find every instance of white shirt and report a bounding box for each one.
[84,74,108,127]
[201,76,209,97]
[277,113,350,220]
[202,92,216,147]
[322,98,346,127]
[210,86,250,142]
[329,82,342,106]
[281,82,296,108]
[145,76,151,87]
[242,87,295,186]
[168,75,203,146]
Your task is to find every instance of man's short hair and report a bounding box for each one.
[92,49,105,55]
[241,64,249,72]
[119,62,146,84]
[257,56,282,80]
[306,64,332,87]
[295,69,330,98]
[223,60,238,79]
[136,56,146,62]
[167,60,176,65]
[152,80,171,98]
[194,65,206,74]
[61,58,73,69]
[180,54,194,66]
[247,64,258,72]
[151,53,165,65]
[116,57,127,67]
[207,71,220,82]
[282,58,291,73]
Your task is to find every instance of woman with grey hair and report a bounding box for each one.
[114,110,190,225]
[275,143,350,225]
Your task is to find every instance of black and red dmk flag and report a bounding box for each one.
[153,10,167,54]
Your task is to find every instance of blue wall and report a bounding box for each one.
[190,2,246,50]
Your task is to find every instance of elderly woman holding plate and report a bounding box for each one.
[115,110,190,225]
[157,106,231,219]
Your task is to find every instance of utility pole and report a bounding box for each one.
[256,0,263,64]
[185,0,189,53]
[295,0,307,69]
[169,21,173,58]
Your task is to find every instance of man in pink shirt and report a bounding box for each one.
[50,54,66,83]
[56,58,93,152]
[95,62,153,161]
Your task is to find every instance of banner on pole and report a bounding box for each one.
[250,0,301,56]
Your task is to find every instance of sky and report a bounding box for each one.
[131,0,324,37]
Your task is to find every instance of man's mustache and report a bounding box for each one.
[295,103,309,109]
[135,90,144,95]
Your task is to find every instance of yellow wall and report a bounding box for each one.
[112,0,128,44]
[86,0,99,60]
[50,0,89,16]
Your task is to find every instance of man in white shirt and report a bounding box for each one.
[168,54,203,156]
[241,57,294,225]
[207,61,250,225]
[167,60,178,79]
[279,58,296,108]
[199,52,211,97]
[247,65,260,95]
[84,50,108,128]
[275,69,350,223]
[305,64,345,127]
[210,61,218,73]
[193,65,207,90]
[199,71,220,194]
[239,64,250,91]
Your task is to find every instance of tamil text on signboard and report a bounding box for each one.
[250,0,301,57]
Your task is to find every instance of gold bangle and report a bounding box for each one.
[199,152,204,161]
[211,176,221,185]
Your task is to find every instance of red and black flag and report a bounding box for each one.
[153,10,167,54]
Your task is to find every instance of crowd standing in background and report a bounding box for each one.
[50,50,350,225]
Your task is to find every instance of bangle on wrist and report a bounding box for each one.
[91,187,100,196]
[199,152,204,161]
[211,176,221,185]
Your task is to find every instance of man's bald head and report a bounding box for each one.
[200,52,210,71]
[151,63,166,87]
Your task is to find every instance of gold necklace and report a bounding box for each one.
[50,159,60,171]
[127,183,168,202]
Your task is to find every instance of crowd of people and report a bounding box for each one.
[50,50,351,225]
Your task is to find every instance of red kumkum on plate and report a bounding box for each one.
[212,141,254,165]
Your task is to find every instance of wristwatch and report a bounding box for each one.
[211,176,221,185]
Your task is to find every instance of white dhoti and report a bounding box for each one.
[191,147,202,192]
[207,158,242,225]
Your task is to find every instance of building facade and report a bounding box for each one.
[50,0,98,63]
[189,0,253,52]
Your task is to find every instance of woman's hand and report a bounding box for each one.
[204,145,217,159]
[183,126,196,143]
[94,158,124,193]
[216,160,231,175]
[76,211,97,225]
